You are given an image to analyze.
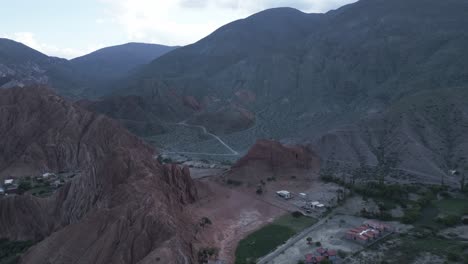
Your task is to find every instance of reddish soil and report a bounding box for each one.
[189,179,285,263]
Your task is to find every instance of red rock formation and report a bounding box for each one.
[0,87,198,264]
[183,95,202,111]
[234,139,320,172]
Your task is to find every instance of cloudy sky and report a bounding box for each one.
[1,0,356,59]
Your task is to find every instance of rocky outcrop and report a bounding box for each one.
[0,87,198,264]
[77,95,172,137]
[227,140,320,184]
[189,104,256,134]
[234,139,320,171]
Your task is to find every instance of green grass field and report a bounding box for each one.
[235,214,317,264]
[0,239,34,264]
[433,198,468,216]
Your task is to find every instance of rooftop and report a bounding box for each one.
[4,179,13,185]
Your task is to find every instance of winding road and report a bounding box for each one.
[169,121,240,156]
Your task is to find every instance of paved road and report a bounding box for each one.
[257,214,333,264]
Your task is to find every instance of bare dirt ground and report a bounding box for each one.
[189,168,227,179]
[189,179,286,263]
[440,225,468,240]
[188,167,357,263]
[267,213,412,264]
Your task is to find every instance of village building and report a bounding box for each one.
[304,248,339,264]
[52,180,63,188]
[276,190,292,199]
[345,220,393,245]
[4,179,14,186]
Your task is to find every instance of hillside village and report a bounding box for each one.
[0,172,78,197]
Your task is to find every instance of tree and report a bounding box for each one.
[18,180,32,194]
[306,237,312,245]
[199,217,212,228]
[256,185,263,195]
[292,211,303,218]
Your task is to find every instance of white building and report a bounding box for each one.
[4,179,13,185]
[276,190,292,199]
[42,173,55,178]
[309,201,325,209]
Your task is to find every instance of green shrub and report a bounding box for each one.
[291,211,303,218]
[402,207,421,224]
[227,179,243,186]
[436,215,460,227]
[18,181,32,193]
[447,252,461,261]
[338,250,347,258]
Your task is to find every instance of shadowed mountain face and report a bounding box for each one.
[0,87,197,264]
[0,40,177,98]
[105,0,468,180]
[48,43,178,98]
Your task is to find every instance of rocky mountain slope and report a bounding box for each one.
[313,87,468,184]
[0,38,65,89]
[109,0,468,180]
[0,40,176,98]
[48,43,178,98]
[0,87,197,263]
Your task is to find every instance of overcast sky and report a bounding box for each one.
[1,0,356,59]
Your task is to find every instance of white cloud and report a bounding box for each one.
[5,32,105,59]
[100,0,356,46]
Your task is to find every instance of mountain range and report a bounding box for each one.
[0,39,177,98]
[2,0,468,262]
[2,0,468,182]
[0,87,197,263]
[112,0,468,181]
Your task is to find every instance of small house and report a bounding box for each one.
[299,193,307,199]
[304,254,326,264]
[327,250,337,260]
[365,220,393,232]
[316,247,327,256]
[316,204,325,210]
[4,179,14,186]
[42,173,55,179]
[305,254,315,264]
[52,180,62,188]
